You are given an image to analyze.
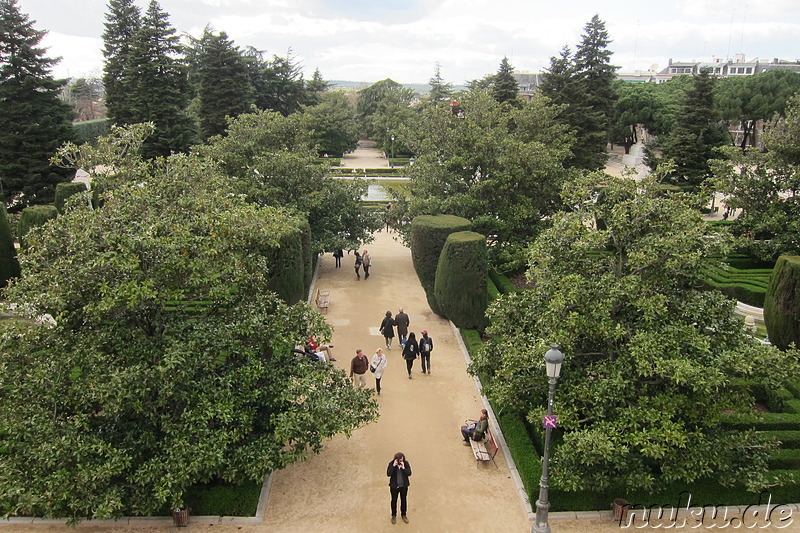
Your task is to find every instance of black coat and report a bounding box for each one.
[402,339,418,360]
[387,459,412,488]
[380,317,396,339]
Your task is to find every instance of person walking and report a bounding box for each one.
[333,249,343,268]
[380,311,396,349]
[402,332,418,379]
[371,348,388,395]
[387,452,412,524]
[354,251,362,280]
[362,249,371,279]
[349,349,369,389]
[394,307,410,347]
[419,330,433,375]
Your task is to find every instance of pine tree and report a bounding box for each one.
[491,56,519,106]
[127,0,194,158]
[538,45,574,98]
[428,62,453,105]
[192,28,253,140]
[0,0,74,208]
[102,0,141,126]
[658,69,727,187]
[304,68,329,106]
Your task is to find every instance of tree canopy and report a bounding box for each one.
[471,169,800,493]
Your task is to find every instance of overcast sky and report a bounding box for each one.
[18,0,800,85]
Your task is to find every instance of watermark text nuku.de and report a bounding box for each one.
[619,491,795,529]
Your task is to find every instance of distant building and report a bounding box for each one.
[655,54,800,83]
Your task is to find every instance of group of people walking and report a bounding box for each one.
[332,248,371,281]
[379,308,434,379]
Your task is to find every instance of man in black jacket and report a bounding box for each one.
[419,330,433,375]
[387,452,412,524]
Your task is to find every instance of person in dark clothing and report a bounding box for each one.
[461,409,489,444]
[354,251,362,280]
[387,452,412,524]
[394,307,410,346]
[380,310,396,349]
[419,330,433,375]
[402,332,418,379]
[333,249,343,268]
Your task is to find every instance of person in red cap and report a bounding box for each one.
[419,330,433,375]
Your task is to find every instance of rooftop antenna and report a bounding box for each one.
[739,4,747,54]
[726,8,736,61]
[632,20,640,72]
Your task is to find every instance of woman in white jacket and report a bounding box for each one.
[371,348,388,395]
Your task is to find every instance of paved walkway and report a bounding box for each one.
[340,140,390,168]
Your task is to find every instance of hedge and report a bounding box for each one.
[55,182,88,214]
[299,221,313,296]
[768,448,800,470]
[766,386,795,413]
[460,329,483,359]
[266,225,305,304]
[18,205,58,248]
[764,256,800,350]
[0,205,20,288]
[721,412,800,431]
[410,215,471,316]
[786,381,800,399]
[489,269,516,295]
[181,480,262,517]
[785,399,800,415]
[487,276,499,302]
[73,118,109,144]
[434,231,488,330]
[761,431,800,449]
[701,264,771,307]
[332,168,406,177]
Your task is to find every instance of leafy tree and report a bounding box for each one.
[655,69,728,187]
[712,94,800,261]
[428,62,453,105]
[399,90,574,269]
[0,0,75,208]
[609,81,674,153]
[471,169,800,493]
[304,91,359,157]
[304,67,329,107]
[1,150,378,521]
[102,0,141,126]
[244,49,307,116]
[198,109,380,252]
[491,56,519,106]
[715,69,800,151]
[127,0,194,158]
[62,78,104,121]
[189,27,253,141]
[356,78,415,147]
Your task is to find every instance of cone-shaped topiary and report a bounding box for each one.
[54,182,88,214]
[764,255,800,350]
[0,204,20,287]
[18,205,58,249]
[299,220,313,296]
[267,226,305,304]
[410,215,471,316]
[434,231,488,330]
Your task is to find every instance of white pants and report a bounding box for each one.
[353,373,367,389]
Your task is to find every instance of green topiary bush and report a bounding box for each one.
[434,231,488,330]
[54,182,88,214]
[763,255,800,350]
[0,205,20,288]
[18,205,58,249]
[299,220,313,296]
[73,118,110,144]
[410,215,471,316]
[489,269,516,295]
[266,226,305,304]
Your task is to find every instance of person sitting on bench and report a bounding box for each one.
[461,409,488,445]
[308,336,336,361]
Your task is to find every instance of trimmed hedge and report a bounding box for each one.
[461,329,483,359]
[766,386,795,413]
[299,221,313,296]
[786,381,800,399]
[489,269,516,295]
[701,264,771,307]
[0,205,20,288]
[332,168,406,177]
[768,448,800,470]
[764,255,800,350]
[54,182,88,214]
[487,277,499,302]
[266,226,305,304]
[410,215,471,316]
[434,231,488,330]
[721,412,800,431]
[73,118,109,144]
[182,480,262,517]
[762,431,800,449]
[18,205,58,248]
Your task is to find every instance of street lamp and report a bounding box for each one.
[391,134,396,162]
[532,343,565,533]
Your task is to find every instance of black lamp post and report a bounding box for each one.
[532,343,565,533]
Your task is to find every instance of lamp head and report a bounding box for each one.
[544,343,565,378]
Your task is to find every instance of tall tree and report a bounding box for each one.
[244,49,307,116]
[0,0,74,208]
[304,91,359,157]
[356,78,415,151]
[190,27,253,141]
[127,0,194,158]
[101,0,141,126]
[471,170,800,493]
[490,56,519,106]
[428,62,453,105]
[656,69,727,187]
[304,67,329,107]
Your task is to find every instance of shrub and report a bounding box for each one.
[460,329,483,360]
[182,480,262,517]
[18,205,58,248]
[764,255,800,350]
[73,119,110,144]
[761,431,800,449]
[410,215,471,315]
[299,221,313,295]
[487,277,499,302]
[434,231,488,330]
[721,412,800,431]
[489,269,516,295]
[768,448,800,470]
[0,205,20,288]
[266,226,304,304]
[54,182,88,214]
[766,386,795,412]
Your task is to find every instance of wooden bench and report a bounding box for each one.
[468,428,499,468]
[315,289,330,313]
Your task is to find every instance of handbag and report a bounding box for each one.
[370,364,377,373]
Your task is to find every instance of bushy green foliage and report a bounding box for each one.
[266,225,305,304]
[768,449,800,470]
[182,480,261,517]
[434,231,488,330]
[300,221,313,295]
[54,182,88,214]
[0,204,20,287]
[18,205,58,247]
[701,263,770,307]
[489,269,516,295]
[487,277,499,302]
[764,256,800,350]
[73,119,110,144]
[762,431,800,448]
[766,385,795,412]
[721,412,800,431]
[410,215,471,315]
